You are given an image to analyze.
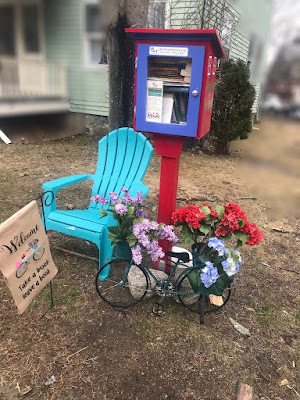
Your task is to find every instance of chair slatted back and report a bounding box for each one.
[89,127,153,210]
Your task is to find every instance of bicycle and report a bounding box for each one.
[15,240,45,279]
[95,248,231,324]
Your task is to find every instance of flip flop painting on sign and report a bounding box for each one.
[0,201,57,314]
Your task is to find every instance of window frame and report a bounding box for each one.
[148,0,171,29]
[0,0,45,61]
[82,0,107,70]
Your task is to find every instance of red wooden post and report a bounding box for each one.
[153,134,185,272]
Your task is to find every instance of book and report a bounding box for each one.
[161,93,174,124]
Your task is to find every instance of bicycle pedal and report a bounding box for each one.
[152,302,165,317]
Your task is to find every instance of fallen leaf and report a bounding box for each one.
[229,318,251,337]
[280,379,289,386]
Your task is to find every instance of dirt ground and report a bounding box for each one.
[0,118,299,400]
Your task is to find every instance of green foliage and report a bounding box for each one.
[210,59,256,154]
[188,247,234,296]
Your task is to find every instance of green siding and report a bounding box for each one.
[43,0,109,116]
[230,31,249,63]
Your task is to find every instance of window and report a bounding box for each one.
[84,0,107,67]
[22,4,40,53]
[148,0,170,29]
[0,5,15,55]
[221,10,236,49]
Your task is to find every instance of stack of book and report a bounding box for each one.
[180,62,192,84]
[148,58,192,124]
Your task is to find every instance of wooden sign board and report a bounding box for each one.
[0,201,57,314]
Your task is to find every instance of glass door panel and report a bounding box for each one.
[0,6,15,56]
[146,56,192,124]
[22,4,40,53]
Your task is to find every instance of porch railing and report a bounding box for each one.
[0,59,67,99]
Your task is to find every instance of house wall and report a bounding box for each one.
[43,0,109,116]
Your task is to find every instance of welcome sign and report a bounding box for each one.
[0,201,57,314]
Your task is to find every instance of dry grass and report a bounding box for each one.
[0,119,299,400]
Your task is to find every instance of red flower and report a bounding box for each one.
[246,224,264,246]
[203,203,219,218]
[215,225,229,237]
[172,205,207,229]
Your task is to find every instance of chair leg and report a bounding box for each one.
[97,234,113,280]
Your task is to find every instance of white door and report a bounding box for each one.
[0,0,45,96]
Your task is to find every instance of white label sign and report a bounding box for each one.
[149,46,189,57]
[146,80,163,123]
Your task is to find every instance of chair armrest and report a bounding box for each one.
[42,174,94,194]
[42,175,94,222]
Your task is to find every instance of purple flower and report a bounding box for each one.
[133,219,152,236]
[145,240,164,262]
[131,244,143,265]
[137,233,150,247]
[114,203,128,216]
[135,191,144,205]
[200,261,220,288]
[156,225,178,243]
[123,192,135,204]
[91,194,108,205]
[135,208,148,218]
[109,192,119,204]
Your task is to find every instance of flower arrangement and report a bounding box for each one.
[91,188,178,265]
[172,202,264,247]
[172,202,264,295]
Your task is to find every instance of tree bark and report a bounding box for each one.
[100,0,149,131]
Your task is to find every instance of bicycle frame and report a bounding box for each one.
[138,255,196,296]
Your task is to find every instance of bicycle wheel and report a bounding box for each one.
[95,258,150,309]
[176,267,231,314]
[33,246,45,261]
[15,261,28,278]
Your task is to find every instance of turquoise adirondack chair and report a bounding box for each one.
[42,127,153,269]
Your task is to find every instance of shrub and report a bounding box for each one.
[210,59,256,154]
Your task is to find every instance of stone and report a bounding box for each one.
[147,269,169,297]
[209,294,224,306]
[229,318,251,337]
[127,266,168,299]
[127,265,149,299]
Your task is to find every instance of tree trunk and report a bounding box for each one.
[101,0,149,131]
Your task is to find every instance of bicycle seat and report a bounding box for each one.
[165,251,190,264]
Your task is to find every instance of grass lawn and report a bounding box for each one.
[0,120,299,400]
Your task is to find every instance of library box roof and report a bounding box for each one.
[126,29,226,59]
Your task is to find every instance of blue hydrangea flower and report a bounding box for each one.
[221,257,240,277]
[200,261,220,288]
[208,237,227,256]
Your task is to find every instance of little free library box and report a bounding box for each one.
[126,29,226,139]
